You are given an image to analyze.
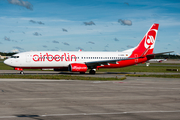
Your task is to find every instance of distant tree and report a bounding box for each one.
[154,54,180,59]
[0,52,17,56]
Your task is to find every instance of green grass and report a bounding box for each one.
[0,74,126,81]
[126,74,180,78]
[0,62,41,71]
[98,64,180,73]
[0,61,14,70]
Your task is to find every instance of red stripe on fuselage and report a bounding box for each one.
[98,57,148,69]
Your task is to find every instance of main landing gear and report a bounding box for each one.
[89,69,96,74]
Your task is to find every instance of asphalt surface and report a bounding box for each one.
[0,77,179,120]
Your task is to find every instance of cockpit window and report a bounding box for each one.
[11,56,19,58]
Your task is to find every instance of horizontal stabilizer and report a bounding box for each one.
[147,51,174,56]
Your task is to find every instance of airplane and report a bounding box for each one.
[4,23,173,74]
[148,58,168,63]
[145,58,168,66]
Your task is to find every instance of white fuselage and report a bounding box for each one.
[4,51,131,68]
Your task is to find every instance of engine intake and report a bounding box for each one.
[68,63,88,72]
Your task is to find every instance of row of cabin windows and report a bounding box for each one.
[37,57,79,59]
[11,56,126,60]
[38,56,126,60]
[81,57,126,59]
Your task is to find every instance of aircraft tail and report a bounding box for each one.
[129,23,159,58]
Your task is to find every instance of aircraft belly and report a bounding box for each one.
[20,61,70,68]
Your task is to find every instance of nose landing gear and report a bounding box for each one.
[14,68,24,74]
[20,71,24,74]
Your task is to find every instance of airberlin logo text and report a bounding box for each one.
[32,53,77,62]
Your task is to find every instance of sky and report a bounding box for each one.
[0,0,180,54]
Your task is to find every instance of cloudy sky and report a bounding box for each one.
[0,0,180,54]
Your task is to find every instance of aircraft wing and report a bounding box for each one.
[85,51,174,67]
[85,58,135,67]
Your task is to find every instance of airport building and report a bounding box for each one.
[0,55,10,59]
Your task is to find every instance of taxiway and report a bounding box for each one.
[0,77,179,120]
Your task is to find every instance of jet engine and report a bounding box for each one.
[68,63,88,73]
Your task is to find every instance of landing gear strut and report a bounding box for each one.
[89,69,96,74]
[20,71,24,74]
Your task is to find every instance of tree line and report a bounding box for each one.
[154,54,180,59]
[0,52,17,56]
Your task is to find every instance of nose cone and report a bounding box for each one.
[4,59,11,66]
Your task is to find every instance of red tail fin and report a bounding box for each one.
[130,23,159,58]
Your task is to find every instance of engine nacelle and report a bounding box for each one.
[68,63,88,72]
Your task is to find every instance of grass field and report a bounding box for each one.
[98,65,180,73]
[127,74,180,78]
[0,60,40,70]
[0,61,14,70]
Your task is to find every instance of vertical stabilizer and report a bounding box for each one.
[129,23,159,58]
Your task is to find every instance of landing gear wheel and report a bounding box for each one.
[20,71,24,74]
[89,69,96,74]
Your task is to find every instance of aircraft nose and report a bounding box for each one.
[4,59,11,66]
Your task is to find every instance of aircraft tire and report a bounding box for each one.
[20,71,24,74]
[89,69,96,74]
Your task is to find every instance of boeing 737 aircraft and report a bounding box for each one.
[4,23,173,74]
[148,58,168,63]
